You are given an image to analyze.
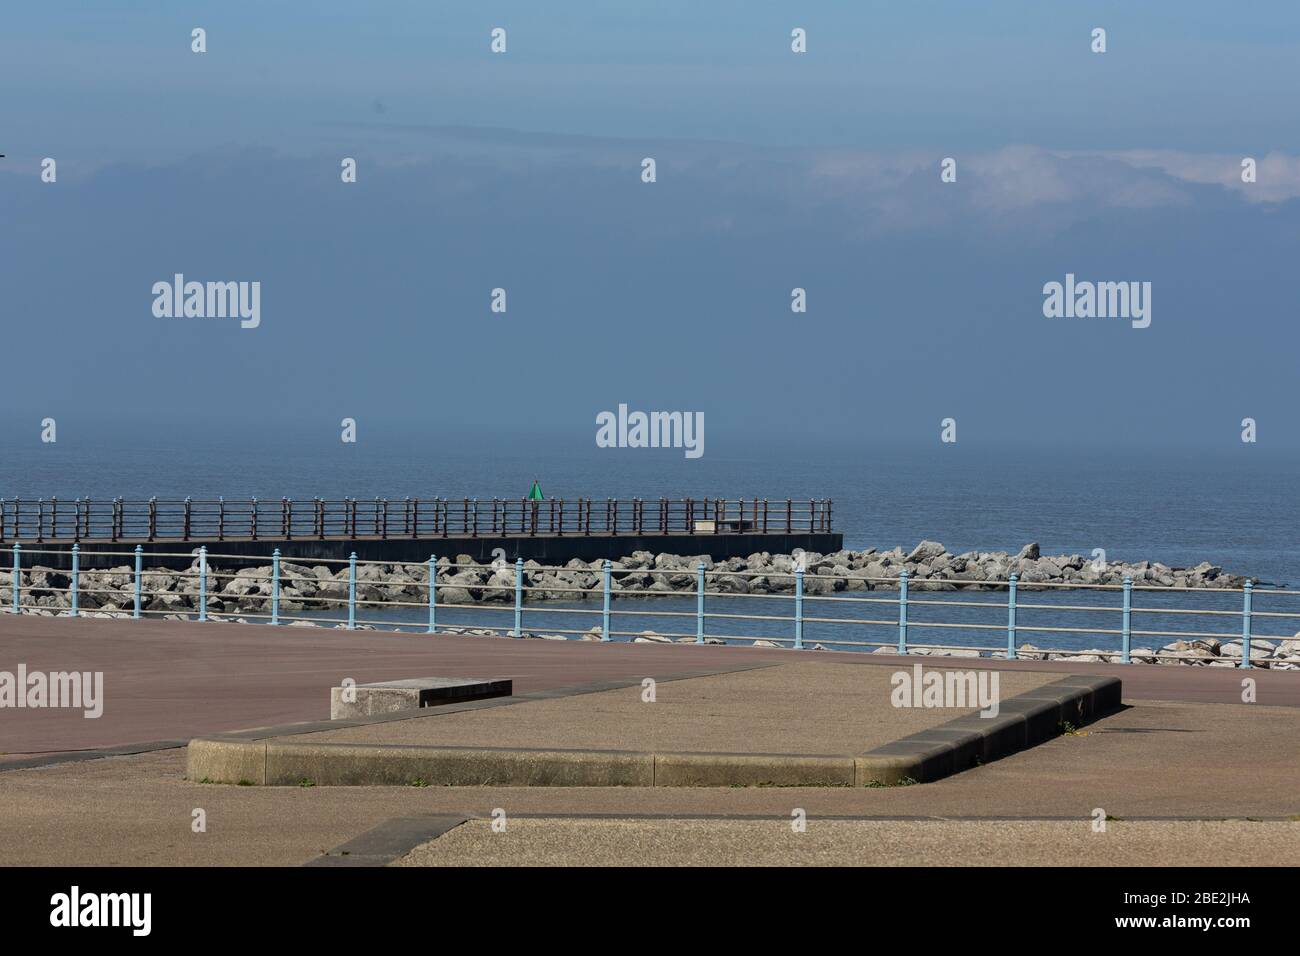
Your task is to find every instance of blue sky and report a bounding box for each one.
[2,2,1299,449]
[5,2,1300,159]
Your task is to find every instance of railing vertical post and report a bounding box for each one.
[133,545,143,619]
[513,557,524,637]
[183,496,192,540]
[1241,581,1254,669]
[427,555,437,634]
[897,569,909,654]
[1121,577,1132,663]
[347,552,357,630]
[602,559,611,642]
[198,547,208,622]
[1006,573,1018,659]
[70,544,80,617]
[11,542,20,613]
[794,565,804,650]
[696,561,705,644]
[271,548,281,625]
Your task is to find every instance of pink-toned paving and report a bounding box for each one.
[2,614,1298,758]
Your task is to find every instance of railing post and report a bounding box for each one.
[602,559,611,642]
[11,542,20,613]
[1121,576,1132,663]
[70,544,80,617]
[513,557,524,637]
[133,544,143,619]
[794,565,804,650]
[198,547,208,622]
[1006,573,1018,659]
[897,569,909,654]
[347,552,357,630]
[270,548,281,625]
[427,555,437,634]
[696,561,705,644]
[1241,580,1254,669]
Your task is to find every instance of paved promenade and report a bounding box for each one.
[3,614,1297,758]
[3,614,1298,866]
[2,695,1298,865]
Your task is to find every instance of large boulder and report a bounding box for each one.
[907,540,946,563]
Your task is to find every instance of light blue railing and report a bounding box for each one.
[4,543,1298,669]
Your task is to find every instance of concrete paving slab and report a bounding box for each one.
[279,662,1055,755]
[392,817,1300,867]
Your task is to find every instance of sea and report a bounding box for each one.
[2,427,1297,654]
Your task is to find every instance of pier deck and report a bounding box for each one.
[0,495,841,568]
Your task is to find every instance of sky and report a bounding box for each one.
[2,1,1299,451]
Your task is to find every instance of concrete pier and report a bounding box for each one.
[0,495,841,568]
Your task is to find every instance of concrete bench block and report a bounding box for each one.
[330,677,512,720]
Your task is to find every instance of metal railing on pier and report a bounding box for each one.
[0,496,833,542]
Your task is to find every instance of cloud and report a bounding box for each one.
[1069,149,1300,203]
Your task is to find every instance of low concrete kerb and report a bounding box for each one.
[186,675,1121,788]
[855,674,1123,785]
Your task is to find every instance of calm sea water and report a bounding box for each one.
[3,429,1296,653]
